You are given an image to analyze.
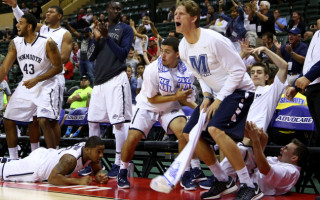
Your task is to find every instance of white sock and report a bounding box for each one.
[236,167,255,188]
[208,162,228,182]
[56,146,59,150]
[120,160,129,170]
[8,147,18,159]
[191,159,201,169]
[115,152,121,166]
[30,142,39,151]
[89,122,101,137]
[185,165,190,172]
[114,123,128,165]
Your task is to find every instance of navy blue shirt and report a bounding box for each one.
[88,22,134,85]
[280,41,308,74]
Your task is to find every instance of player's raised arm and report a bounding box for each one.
[60,31,73,64]
[48,154,92,185]
[4,0,43,32]
[0,40,17,83]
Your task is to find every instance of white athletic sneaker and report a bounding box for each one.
[150,176,173,194]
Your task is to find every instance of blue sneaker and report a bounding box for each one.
[191,167,207,182]
[108,164,120,178]
[117,169,130,188]
[180,171,197,190]
[199,175,215,190]
[78,165,92,176]
[0,157,11,163]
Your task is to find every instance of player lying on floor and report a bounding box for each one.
[0,136,108,185]
[217,121,309,196]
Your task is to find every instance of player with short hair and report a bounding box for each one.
[0,136,108,185]
[118,37,200,189]
[4,0,73,151]
[0,13,63,159]
[86,0,134,178]
[173,1,262,199]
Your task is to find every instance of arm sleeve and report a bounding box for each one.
[304,59,320,82]
[12,5,24,22]
[87,36,100,61]
[214,39,247,101]
[106,25,134,62]
[3,81,11,96]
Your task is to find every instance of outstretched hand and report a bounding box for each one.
[2,0,17,8]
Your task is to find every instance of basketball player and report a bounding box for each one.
[174,1,262,199]
[0,136,108,185]
[118,37,200,189]
[4,0,73,151]
[86,0,134,178]
[0,13,62,159]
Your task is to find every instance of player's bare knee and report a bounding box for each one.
[208,126,224,140]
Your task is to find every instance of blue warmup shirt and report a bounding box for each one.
[88,22,134,85]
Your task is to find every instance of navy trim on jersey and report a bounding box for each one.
[131,108,140,124]
[53,27,62,32]
[31,33,41,46]
[6,172,34,178]
[1,162,5,180]
[49,88,56,117]
[129,127,146,138]
[121,85,125,117]
[2,117,33,123]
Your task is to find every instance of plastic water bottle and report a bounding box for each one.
[127,161,134,177]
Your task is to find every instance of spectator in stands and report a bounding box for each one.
[243,2,257,47]
[3,27,12,42]
[70,42,80,72]
[39,13,46,24]
[29,0,41,21]
[0,80,11,117]
[208,16,228,35]
[136,64,145,95]
[275,27,308,85]
[64,21,95,85]
[303,30,314,46]
[205,5,218,28]
[130,19,148,57]
[121,14,129,25]
[253,32,277,63]
[64,60,74,81]
[200,0,211,18]
[219,0,247,52]
[126,47,139,76]
[274,9,287,33]
[249,1,275,47]
[239,39,256,71]
[82,8,93,25]
[147,36,159,61]
[67,75,92,109]
[89,15,98,30]
[287,11,306,36]
[286,28,320,146]
[99,14,106,24]
[142,16,152,32]
[21,2,29,14]
[168,30,179,38]
[126,66,137,105]
[72,8,89,29]
[309,18,320,32]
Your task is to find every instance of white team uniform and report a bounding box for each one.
[88,71,132,124]
[4,34,59,122]
[1,142,90,182]
[179,28,255,101]
[247,75,287,132]
[132,58,193,137]
[40,25,69,117]
[221,144,300,195]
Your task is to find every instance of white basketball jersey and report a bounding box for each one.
[40,25,69,74]
[14,34,52,95]
[41,142,90,180]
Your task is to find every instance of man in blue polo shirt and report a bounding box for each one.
[275,27,308,85]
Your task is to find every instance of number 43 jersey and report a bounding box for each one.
[14,33,52,84]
